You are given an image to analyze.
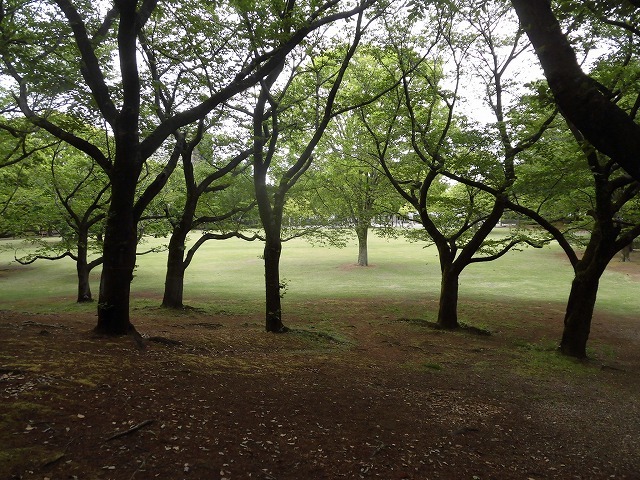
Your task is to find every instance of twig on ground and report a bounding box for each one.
[104,420,154,443]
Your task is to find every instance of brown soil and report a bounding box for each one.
[1,297,639,480]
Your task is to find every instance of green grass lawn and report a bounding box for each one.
[0,230,638,318]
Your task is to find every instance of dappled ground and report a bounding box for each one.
[1,292,640,480]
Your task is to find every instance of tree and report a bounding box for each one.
[160,126,259,309]
[501,121,640,358]
[312,46,407,266]
[510,0,640,181]
[496,1,640,357]
[0,0,376,335]
[360,1,551,329]
[555,133,640,358]
[14,143,109,302]
[245,3,390,332]
[497,86,640,358]
[313,111,400,267]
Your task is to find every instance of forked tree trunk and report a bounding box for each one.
[560,267,603,358]
[264,239,286,332]
[356,224,369,266]
[162,228,188,309]
[437,265,460,329]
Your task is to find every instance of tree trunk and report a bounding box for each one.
[560,245,610,359]
[77,263,92,302]
[356,224,369,266]
[560,269,602,358]
[162,229,187,309]
[76,231,93,302]
[264,239,286,332]
[95,179,138,335]
[437,265,460,329]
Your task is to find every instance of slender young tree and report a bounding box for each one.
[246,3,390,332]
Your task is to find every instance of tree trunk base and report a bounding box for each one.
[161,300,185,310]
[266,324,289,333]
[436,321,458,330]
[559,338,588,359]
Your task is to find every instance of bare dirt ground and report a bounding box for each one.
[1,293,640,480]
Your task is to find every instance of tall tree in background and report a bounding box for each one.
[314,125,397,267]
[0,0,375,336]
[314,48,403,267]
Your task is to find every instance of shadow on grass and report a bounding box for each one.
[397,317,492,336]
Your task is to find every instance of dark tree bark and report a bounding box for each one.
[76,263,92,302]
[511,0,640,181]
[76,255,103,303]
[561,264,603,358]
[162,225,188,309]
[76,230,93,302]
[559,204,621,358]
[263,237,285,332]
[161,137,195,310]
[437,262,461,329]
[96,167,140,334]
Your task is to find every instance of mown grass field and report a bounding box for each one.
[1,229,638,320]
